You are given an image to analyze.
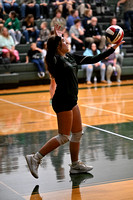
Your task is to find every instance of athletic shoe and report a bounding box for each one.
[117,79,121,83]
[25,154,40,179]
[69,161,93,174]
[38,72,45,78]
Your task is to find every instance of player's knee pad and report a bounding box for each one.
[70,131,83,143]
[55,134,70,145]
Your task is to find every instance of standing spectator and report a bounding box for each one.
[82,8,93,29]
[66,9,80,31]
[4,11,21,45]
[82,43,106,85]
[0,27,20,62]
[22,14,40,44]
[20,0,40,20]
[37,21,50,49]
[85,16,106,50]
[103,43,121,84]
[50,9,66,31]
[117,0,133,32]
[69,19,85,51]
[26,43,45,78]
[3,0,19,14]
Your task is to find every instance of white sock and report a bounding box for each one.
[72,161,79,165]
[34,152,43,160]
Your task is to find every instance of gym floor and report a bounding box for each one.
[0,80,133,200]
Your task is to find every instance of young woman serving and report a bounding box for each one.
[25,25,125,179]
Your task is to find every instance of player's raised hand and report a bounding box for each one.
[54,24,63,38]
[113,40,125,50]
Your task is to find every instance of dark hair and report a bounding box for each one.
[74,19,81,24]
[90,43,98,56]
[25,14,34,25]
[70,9,75,15]
[56,9,62,15]
[110,17,117,23]
[10,11,17,18]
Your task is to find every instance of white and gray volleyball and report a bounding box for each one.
[106,25,124,44]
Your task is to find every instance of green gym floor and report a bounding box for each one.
[0,80,133,200]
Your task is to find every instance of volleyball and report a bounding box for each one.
[106,25,124,44]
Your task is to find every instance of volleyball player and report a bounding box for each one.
[25,24,125,179]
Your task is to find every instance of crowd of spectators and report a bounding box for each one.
[0,0,129,82]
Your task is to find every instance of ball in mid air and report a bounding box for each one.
[106,25,124,44]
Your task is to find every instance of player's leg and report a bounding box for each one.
[25,110,73,178]
[69,105,93,174]
[86,64,93,84]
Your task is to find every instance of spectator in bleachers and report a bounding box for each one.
[77,0,91,17]
[50,9,66,31]
[39,0,50,19]
[103,43,121,84]
[20,0,40,20]
[4,11,21,45]
[95,0,106,15]
[66,9,80,31]
[0,27,20,62]
[26,42,45,78]
[52,0,71,18]
[0,2,5,31]
[109,17,124,67]
[3,0,19,14]
[37,21,50,49]
[117,0,133,33]
[85,16,106,50]
[81,42,106,85]
[82,8,93,29]
[63,30,71,51]
[69,18,85,51]
[22,14,40,44]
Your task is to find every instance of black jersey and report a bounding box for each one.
[46,36,115,112]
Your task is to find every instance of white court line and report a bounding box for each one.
[0,98,133,141]
[0,181,25,199]
[79,92,133,100]
[0,98,56,117]
[81,104,133,119]
[82,99,133,106]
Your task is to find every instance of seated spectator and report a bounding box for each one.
[22,14,39,44]
[82,8,93,29]
[37,21,50,49]
[0,2,5,31]
[3,0,19,14]
[50,9,66,31]
[77,0,91,17]
[66,9,80,31]
[0,27,20,62]
[82,43,106,85]
[20,0,40,20]
[85,16,106,50]
[39,0,50,19]
[95,0,106,15]
[69,19,85,51]
[4,11,21,45]
[103,43,121,84]
[52,0,69,18]
[63,30,71,52]
[26,42,45,78]
[108,17,124,67]
[117,0,133,33]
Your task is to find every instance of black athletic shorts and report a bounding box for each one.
[52,96,77,113]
